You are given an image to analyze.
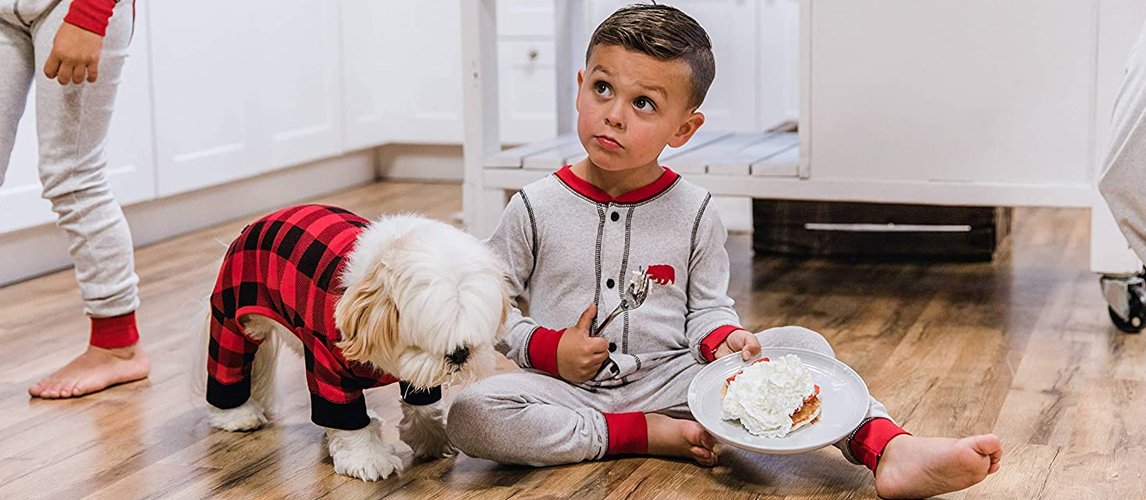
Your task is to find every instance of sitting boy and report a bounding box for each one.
[449,5,1002,498]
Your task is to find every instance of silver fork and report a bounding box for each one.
[592,267,651,337]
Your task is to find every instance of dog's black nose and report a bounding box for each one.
[447,347,470,365]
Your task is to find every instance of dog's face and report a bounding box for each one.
[334,216,509,390]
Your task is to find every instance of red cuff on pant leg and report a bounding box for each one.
[850,418,911,473]
[604,412,648,456]
[528,327,565,377]
[90,312,139,349]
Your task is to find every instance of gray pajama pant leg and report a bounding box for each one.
[1100,19,1146,262]
[450,327,892,467]
[448,369,613,466]
[0,0,140,318]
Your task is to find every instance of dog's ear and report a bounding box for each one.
[498,279,512,340]
[335,259,400,364]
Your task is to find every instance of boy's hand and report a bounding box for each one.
[44,22,104,85]
[556,304,610,383]
[713,329,761,361]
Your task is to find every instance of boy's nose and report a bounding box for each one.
[604,104,625,129]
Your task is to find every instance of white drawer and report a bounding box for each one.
[497,0,555,38]
[498,40,558,144]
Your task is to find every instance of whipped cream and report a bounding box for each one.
[721,354,816,438]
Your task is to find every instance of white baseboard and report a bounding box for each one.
[377,144,464,181]
[0,151,377,287]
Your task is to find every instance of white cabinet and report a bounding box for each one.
[258,0,344,172]
[498,40,558,144]
[0,1,156,234]
[343,0,464,147]
[805,0,1096,187]
[758,0,800,129]
[149,0,342,196]
[147,0,260,195]
[498,0,558,144]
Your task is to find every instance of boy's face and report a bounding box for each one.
[575,45,705,172]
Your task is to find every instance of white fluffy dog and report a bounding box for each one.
[194,212,507,481]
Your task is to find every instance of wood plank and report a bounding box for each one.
[522,135,585,170]
[485,135,573,169]
[669,133,770,175]
[750,144,799,177]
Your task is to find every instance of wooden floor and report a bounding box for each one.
[0,180,1141,500]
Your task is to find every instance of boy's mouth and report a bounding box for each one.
[593,135,623,150]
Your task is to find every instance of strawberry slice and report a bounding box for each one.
[751,357,770,365]
[802,385,820,404]
[725,370,743,384]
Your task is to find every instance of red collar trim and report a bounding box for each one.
[554,165,680,204]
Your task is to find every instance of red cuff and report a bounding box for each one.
[850,418,911,472]
[528,327,565,377]
[604,412,648,455]
[64,0,118,36]
[90,311,140,349]
[700,325,742,362]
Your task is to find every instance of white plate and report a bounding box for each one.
[688,345,870,455]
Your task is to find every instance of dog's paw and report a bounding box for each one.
[408,433,457,460]
[331,441,404,482]
[207,400,267,432]
[399,400,456,459]
[327,420,405,482]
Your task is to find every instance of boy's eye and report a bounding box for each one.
[634,97,656,112]
[594,81,612,97]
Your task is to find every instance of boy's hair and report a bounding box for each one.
[586,3,715,109]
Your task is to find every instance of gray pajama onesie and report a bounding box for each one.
[448,166,895,467]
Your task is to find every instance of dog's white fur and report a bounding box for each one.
[196,214,508,482]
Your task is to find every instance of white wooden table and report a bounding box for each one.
[461,0,1146,283]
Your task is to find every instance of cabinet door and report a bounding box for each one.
[148,0,260,195]
[588,0,760,133]
[343,0,463,146]
[257,0,343,170]
[807,0,1096,186]
[757,0,800,129]
[0,2,155,234]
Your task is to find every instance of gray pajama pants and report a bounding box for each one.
[448,326,893,467]
[0,0,139,318]
[1101,18,1146,263]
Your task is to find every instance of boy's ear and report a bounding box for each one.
[575,69,585,112]
[668,111,705,148]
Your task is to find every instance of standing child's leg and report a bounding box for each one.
[758,326,1002,499]
[25,0,148,399]
[0,16,35,187]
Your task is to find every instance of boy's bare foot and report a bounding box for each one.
[874,434,1002,499]
[645,413,717,466]
[28,344,151,399]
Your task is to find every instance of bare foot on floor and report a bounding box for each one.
[874,434,1003,499]
[645,413,717,466]
[28,345,151,399]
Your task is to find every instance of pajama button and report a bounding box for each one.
[609,342,617,352]
[611,212,620,221]
[606,278,615,289]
